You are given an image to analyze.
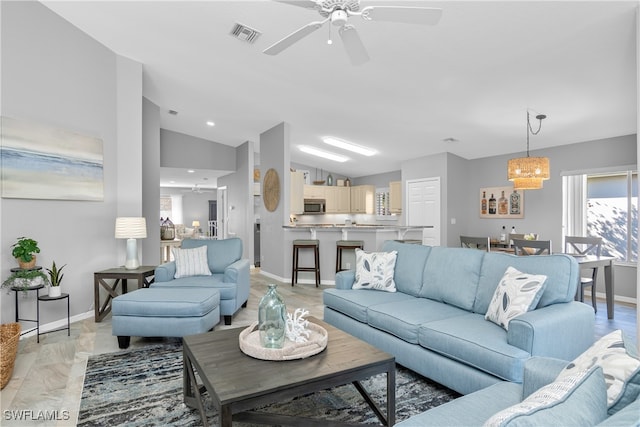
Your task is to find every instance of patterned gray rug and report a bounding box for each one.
[78,341,459,426]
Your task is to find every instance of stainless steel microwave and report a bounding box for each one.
[303,199,326,214]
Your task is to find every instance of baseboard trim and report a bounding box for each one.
[587,291,637,305]
[19,310,94,340]
[259,269,335,286]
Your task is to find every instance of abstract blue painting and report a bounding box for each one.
[1,116,104,201]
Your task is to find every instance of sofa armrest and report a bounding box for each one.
[522,356,568,399]
[224,258,250,307]
[508,301,594,360]
[335,270,356,290]
[155,262,176,282]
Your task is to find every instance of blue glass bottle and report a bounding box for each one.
[258,284,286,348]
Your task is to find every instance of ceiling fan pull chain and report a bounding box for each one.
[327,21,333,45]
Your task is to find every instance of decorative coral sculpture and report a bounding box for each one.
[285,308,311,343]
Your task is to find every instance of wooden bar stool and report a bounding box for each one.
[336,240,364,272]
[291,239,320,287]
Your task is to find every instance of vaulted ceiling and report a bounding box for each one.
[42,1,637,188]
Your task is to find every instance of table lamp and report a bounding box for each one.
[115,217,147,269]
[192,220,200,236]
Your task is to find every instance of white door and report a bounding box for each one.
[217,186,228,239]
[406,177,441,246]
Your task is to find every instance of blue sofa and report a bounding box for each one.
[153,237,250,325]
[323,241,595,395]
[396,351,640,426]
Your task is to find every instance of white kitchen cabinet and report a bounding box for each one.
[350,185,375,214]
[290,171,304,214]
[325,186,350,213]
[390,181,402,213]
[303,185,325,200]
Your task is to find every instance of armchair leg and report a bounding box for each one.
[117,336,130,349]
[242,301,247,308]
[224,315,232,325]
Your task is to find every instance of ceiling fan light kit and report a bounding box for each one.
[264,0,442,65]
[507,111,550,190]
[322,136,376,156]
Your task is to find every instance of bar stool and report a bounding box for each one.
[291,239,320,287]
[336,240,364,272]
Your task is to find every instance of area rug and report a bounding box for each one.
[78,342,460,426]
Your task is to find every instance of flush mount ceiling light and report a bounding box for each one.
[299,145,349,162]
[206,121,215,127]
[322,136,377,156]
[507,111,549,190]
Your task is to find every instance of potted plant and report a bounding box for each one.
[11,237,40,269]
[1,269,49,293]
[45,261,66,298]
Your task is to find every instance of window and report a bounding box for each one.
[563,170,638,263]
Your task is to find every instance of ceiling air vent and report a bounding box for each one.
[230,23,261,44]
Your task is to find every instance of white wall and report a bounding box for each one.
[1,2,143,322]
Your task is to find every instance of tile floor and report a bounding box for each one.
[0,270,636,426]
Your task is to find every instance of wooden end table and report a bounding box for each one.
[93,266,155,322]
[183,317,396,426]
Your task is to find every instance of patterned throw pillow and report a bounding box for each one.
[555,329,640,414]
[484,266,547,330]
[352,249,398,292]
[172,245,212,278]
[483,366,607,427]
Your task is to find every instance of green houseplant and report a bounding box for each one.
[1,269,49,293]
[11,237,40,269]
[45,261,66,297]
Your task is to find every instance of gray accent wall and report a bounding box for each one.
[160,129,236,172]
[142,98,161,265]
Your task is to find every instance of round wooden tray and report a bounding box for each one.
[239,322,328,361]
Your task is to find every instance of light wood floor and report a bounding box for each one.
[1,269,636,426]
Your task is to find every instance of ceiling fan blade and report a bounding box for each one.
[339,25,369,66]
[263,19,328,55]
[360,6,443,26]
[273,0,319,9]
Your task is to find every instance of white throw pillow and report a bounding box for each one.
[352,249,397,292]
[172,245,212,278]
[555,329,640,414]
[485,266,547,330]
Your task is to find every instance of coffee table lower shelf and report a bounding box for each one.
[183,317,395,427]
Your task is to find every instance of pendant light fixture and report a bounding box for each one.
[507,111,549,189]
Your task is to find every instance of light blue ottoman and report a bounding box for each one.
[112,287,220,349]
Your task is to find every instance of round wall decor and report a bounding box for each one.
[263,168,280,212]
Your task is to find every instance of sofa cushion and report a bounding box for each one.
[418,313,530,382]
[381,240,431,296]
[150,275,237,300]
[352,249,398,292]
[172,246,212,278]
[485,266,547,331]
[367,298,469,344]
[112,288,220,318]
[322,288,414,323]
[556,329,640,414]
[419,246,484,311]
[475,253,579,313]
[181,238,242,274]
[483,366,607,427]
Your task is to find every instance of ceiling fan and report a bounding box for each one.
[263,0,443,65]
[183,184,215,194]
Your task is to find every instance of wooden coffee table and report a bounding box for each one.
[183,317,395,426]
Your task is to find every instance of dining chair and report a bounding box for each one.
[508,233,526,248]
[564,236,603,312]
[460,236,490,252]
[512,239,552,256]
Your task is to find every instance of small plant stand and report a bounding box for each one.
[37,293,70,340]
[10,267,44,342]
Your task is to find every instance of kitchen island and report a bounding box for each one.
[283,224,428,285]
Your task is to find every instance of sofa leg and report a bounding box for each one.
[224,315,232,325]
[117,336,130,349]
[242,301,247,308]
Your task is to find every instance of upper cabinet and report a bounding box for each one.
[290,171,304,214]
[389,181,402,213]
[326,186,350,213]
[351,185,375,214]
[303,184,325,200]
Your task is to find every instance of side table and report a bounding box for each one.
[38,293,70,340]
[93,266,156,322]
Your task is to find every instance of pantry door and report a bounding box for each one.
[406,177,441,246]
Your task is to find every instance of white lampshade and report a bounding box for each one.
[115,217,147,239]
[192,220,200,228]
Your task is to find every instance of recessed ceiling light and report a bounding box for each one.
[299,145,349,162]
[206,121,215,127]
[322,136,376,156]
[187,169,195,173]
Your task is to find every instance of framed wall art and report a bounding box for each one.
[479,186,524,219]
[1,116,104,201]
